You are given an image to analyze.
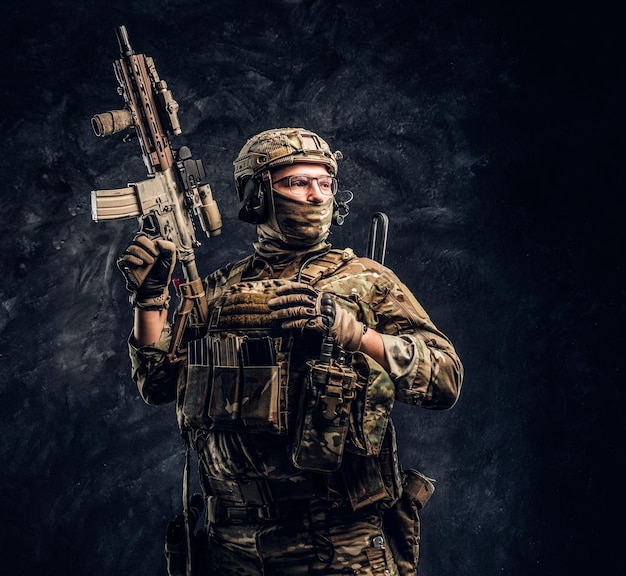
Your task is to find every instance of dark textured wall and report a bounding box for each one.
[0,1,621,574]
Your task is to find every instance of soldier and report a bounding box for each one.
[119,127,463,576]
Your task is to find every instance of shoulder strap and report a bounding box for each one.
[210,248,356,292]
[298,248,356,285]
[204,254,254,300]
[225,254,254,285]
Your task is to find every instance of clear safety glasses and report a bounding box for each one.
[272,174,338,196]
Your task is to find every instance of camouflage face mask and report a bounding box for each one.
[257,189,333,248]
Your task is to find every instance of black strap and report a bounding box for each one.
[182,445,193,576]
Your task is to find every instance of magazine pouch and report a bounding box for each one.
[208,335,289,434]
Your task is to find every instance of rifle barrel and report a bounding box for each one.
[116,25,134,57]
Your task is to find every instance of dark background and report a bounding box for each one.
[0,0,622,574]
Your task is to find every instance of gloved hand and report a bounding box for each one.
[268,282,364,351]
[117,233,177,310]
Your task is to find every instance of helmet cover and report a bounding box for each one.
[233,127,342,200]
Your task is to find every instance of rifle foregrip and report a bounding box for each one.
[91,187,141,222]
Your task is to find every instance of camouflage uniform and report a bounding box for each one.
[129,246,463,576]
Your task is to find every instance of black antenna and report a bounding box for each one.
[366,212,389,265]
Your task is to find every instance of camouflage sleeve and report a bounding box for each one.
[127,323,178,405]
[364,266,464,410]
[126,262,235,406]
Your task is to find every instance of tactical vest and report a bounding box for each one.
[180,249,402,510]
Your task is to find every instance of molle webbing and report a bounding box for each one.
[214,291,271,329]
[296,248,356,284]
[222,255,254,286]
[210,249,357,331]
[208,279,284,330]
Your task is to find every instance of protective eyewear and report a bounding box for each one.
[273,174,338,196]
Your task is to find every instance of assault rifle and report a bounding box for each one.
[91,25,222,361]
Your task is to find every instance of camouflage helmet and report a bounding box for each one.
[233,127,342,201]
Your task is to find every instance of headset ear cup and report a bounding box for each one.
[238,178,267,224]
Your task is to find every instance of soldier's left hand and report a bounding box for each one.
[268,282,364,351]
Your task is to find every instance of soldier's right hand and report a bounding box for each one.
[117,233,177,310]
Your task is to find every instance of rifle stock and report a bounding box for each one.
[91,25,221,361]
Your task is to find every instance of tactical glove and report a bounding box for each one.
[268,281,364,351]
[117,233,177,310]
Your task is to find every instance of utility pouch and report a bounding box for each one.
[290,359,357,473]
[403,469,435,510]
[341,420,403,511]
[382,469,435,576]
[164,513,186,576]
[164,494,208,576]
[341,451,389,510]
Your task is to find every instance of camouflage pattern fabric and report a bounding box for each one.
[289,359,358,472]
[206,502,399,575]
[127,246,463,575]
[313,254,463,408]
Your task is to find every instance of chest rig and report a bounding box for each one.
[176,249,406,545]
[183,278,293,435]
[180,249,362,470]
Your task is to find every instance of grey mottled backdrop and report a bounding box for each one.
[1,1,622,574]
